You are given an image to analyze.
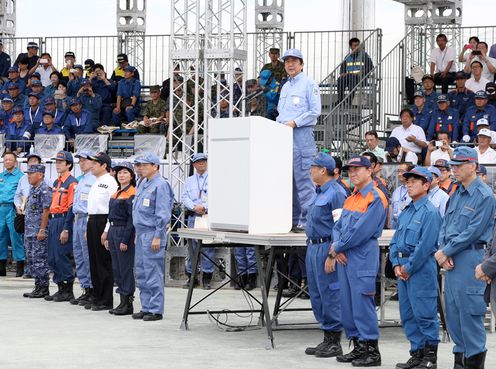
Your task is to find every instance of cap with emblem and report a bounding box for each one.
[414,90,425,98]
[26,152,42,162]
[8,66,18,73]
[475,90,488,99]
[116,53,128,63]
[31,80,42,87]
[311,152,336,171]
[52,150,74,163]
[69,97,81,106]
[437,94,448,103]
[343,156,371,170]
[385,136,401,152]
[42,110,55,118]
[447,146,478,165]
[44,97,55,106]
[434,159,450,168]
[269,48,280,54]
[191,153,208,163]
[84,59,95,69]
[25,164,45,174]
[12,106,23,114]
[80,78,90,86]
[134,152,161,165]
[27,41,39,49]
[149,85,160,93]
[113,161,135,174]
[74,150,94,160]
[478,128,492,138]
[31,72,41,79]
[28,92,40,99]
[2,97,13,104]
[282,48,304,62]
[477,164,487,175]
[88,152,112,168]
[477,118,489,127]
[74,64,83,70]
[427,166,441,178]
[8,82,19,90]
[422,74,434,82]
[64,51,75,58]
[403,166,433,183]
[124,65,136,73]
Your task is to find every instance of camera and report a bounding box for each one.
[69,69,77,74]
[435,141,443,148]
[39,58,48,64]
[472,50,482,56]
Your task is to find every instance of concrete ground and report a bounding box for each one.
[1,275,496,369]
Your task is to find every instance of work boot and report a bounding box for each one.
[299,278,310,299]
[143,313,163,321]
[113,295,134,316]
[23,285,40,298]
[132,311,151,320]
[453,353,464,369]
[396,349,423,369]
[91,304,112,311]
[30,285,49,298]
[351,340,381,367]
[315,331,343,358]
[0,260,6,276]
[202,272,212,290]
[109,294,126,315]
[337,338,365,363]
[182,273,199,289]
[281,284,299,298]
[16,261,24,277]
[78,289,93,306]
[53,281,74,302]
[305,330,332,355]
[71,288,91,305]
[464,351,486,369]
[246,274,257,291]
[234,274,247,290]
[412,344,437,369]
[45,283,64,301]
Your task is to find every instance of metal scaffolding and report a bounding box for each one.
[0,0,16,52]
[254,0,284,70]
[116,0,146,78]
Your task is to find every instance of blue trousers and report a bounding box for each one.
[26,236,49,287]
[108,225,135,296]
[111,106,140,125]
[397,257,440,352]
[288,247,307,281]
[445,248,487,358]
[185,216,214,274]
[306,243,342,331]
[73,215,92,288]
[292,149,316,227]
[0,206,24,261]
[234,246,257,275]
[47,217,74,283]
[135,230,166,315]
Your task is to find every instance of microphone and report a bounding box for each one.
[243,87,269,101]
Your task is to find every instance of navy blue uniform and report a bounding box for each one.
[412,105,433,133]
[462,104,496,141]
[0,51,11,78]
[427,107,460,142]
[447,89,475,121]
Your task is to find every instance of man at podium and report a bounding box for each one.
[276,48,321,233]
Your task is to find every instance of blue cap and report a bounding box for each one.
[134,152,161,165]
[44,97,55,105]
[52,150,74,163]
[74,64,83,70]
[31,72,41,78]
[282,48,304,61]
[437,94,448,103]
[385,136,401,151]
[434,159,450,168]
[113,161,135,174]
[422,74,434,81]
[7,66,17,73]
[74,150,94,159]
[343,156,371,170]
[191,153,208,163]
[42,110,54,117]
[8,82,19,89]
[404,166,433,183]
[475,90,488,99]
[124,65,136,73]
[478,164,487,175]
[25,164,45,174]
[413,90,425,98]
[448,146,478,165]
[80,78,90,86]
[311,152,336,171]
[69,97,81,106]
[31,80,42,86]
[427,166,441,178]
[2,97,13,103]
[12,106,23,114]
[455,71,468,80]
[26,152,42,162]
[28,92,40,99]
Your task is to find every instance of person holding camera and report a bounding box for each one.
[29,52,57,88]
[466,61,490,94]
[463,42,496,82]
[425,131,453,166]
[67,64,85,97]
[111,66,141,126]
[89,64,116,125]
[76,79,102,129]
[60,51,76,83]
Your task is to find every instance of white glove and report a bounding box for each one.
[462,135,471,143]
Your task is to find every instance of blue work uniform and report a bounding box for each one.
[447,89,475,121]
[427,185,449,217]
[332,182,387,341]
[306,179,346,331]
[412,105,432,133]
[66,171,95,289]
[181,171,215,275]
[63,109,94,139]
[132,173,174,315]
[5,121,32,152]
[427,107,460,142]
[24,106,43,130]
[424,91,439,111]
[112,78,141,125]
[0,51,11,78]
[438,177,495,358]
[11,94,26,109]
[79,93,103,129]
[462,105,496,141]
[24,181,52,287]
[107,185,136,297]
[46,109,67,128]
[390,184,411,229]
[4,79,26,94]
[276,71,321,227]
[36,124,64,135]
[0,167,24,262]
[389,195,442,353]
[91,78,116,124]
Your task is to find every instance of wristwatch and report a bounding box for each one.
[327,253,335,259]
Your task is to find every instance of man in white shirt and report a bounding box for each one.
[385,136,418,164]
[425,131,453,166]
[363,130,386,160]
[463,41,496,82]
[475,128,496,164]
[475,117,496,144]
[465,61,490,93]
[390,108,427,153]
[427,166,450,217]
[29,52,57,87]
[430,33,457,93]
[86,152,118,311]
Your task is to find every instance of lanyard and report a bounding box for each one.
[29,107,39,125]
[196,173,208,199]
[399,186,408,202]
[75,115,81,127]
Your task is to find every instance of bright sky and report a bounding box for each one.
[14,0,496,60]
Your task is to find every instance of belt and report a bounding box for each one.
[398,252,410,258]
[74,213,88,219]
[0,202,13,207]
[110,221,127,227]
[50,213,67,219]
[308,237,332,245]
[472,243,487,250]
[89,214,108,218]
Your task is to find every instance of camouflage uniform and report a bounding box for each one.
[25,181,52,287]
[138,99,167,134]
[261,60,287,83]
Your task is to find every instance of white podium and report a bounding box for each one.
[208,116,293,234]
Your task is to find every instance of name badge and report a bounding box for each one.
[292,96,300,105]
[80,193,88,201]
[201,194,208,203]
[143,198,150,207]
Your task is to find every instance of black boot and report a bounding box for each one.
[396,349,423,369]
[299,278,310,299]
[16,261,24,277]
[351,340,381,367]
[23,285,40,298]
[71,288,91,305]
[234,274,246,290]
[113,295,134,316]
[305,330,332,355]
[315,330,343,358]
[281,284,299,298]
[337,338,365,363]
[78,289,93,306]
[109,294,126,315]
[0,260,6,276]
[54,281,74,302]
[454,353,464,369]
[246,274,257,291]
[202,272,212,290]
[45,283,64,301]
[30,285,49,298]
[182,273,199,289]
[412,344,437,369]
[464,351,486,369]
